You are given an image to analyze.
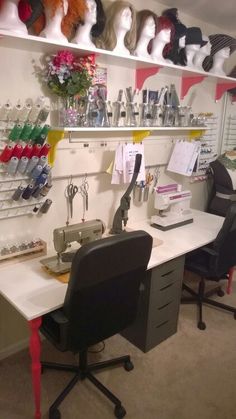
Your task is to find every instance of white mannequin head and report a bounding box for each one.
[84,0,97,25]
[114,6,132,33]
[185,44,201,67]
[0,0,28,35]
[133,13,156,59]
[40,0,69,42]
[71,0,97,46]
[193,35,211,70]
[179,35,186,49]
[150,27,172,64]
[209,47,231,75]
[141,16,155,39]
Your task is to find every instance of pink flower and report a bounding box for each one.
[53,50,75,69]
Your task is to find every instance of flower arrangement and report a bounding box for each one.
[45,50,96,98]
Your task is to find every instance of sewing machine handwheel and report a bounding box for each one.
[49,408,61,419]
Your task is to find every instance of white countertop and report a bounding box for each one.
[0,210,224,321]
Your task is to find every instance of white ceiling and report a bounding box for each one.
[159,0,236,33]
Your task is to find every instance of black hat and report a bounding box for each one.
[185,27,208,47]
[162,8,187,39]
[203,34,236,72]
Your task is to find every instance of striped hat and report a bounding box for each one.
[203,34,236,72]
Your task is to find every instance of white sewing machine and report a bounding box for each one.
[150,184,193,230]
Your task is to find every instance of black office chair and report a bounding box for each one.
[182,203,236,330]
[40,230,153,419]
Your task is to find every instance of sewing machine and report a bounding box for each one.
[40,219,105,274]
[150,184,193,230]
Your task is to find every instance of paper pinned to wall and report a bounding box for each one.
[167,140,201,176]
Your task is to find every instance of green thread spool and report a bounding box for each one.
[8,123,24,141]
[30,124,43,141]
[40,124,50,137]
[20,122,33,141]
[34,134,46,146]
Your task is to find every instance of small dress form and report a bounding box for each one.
[71,0,97,48]
[39,0,68,42]
[193,37,211,70]
[113,7,132,55]
[150,29,172,64]
[0,0,27,35]
[133,16,155,59]
[209,47,230,75]
[208,152,236,216]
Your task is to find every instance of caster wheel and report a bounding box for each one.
[234,312,236,320]
[198,321,206,330]
[217,289,225,297]
[124,360,134,372]
[49,408,61,419]
[114,405,126,418]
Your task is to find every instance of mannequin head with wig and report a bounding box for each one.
[32,0,87,39]
[133,9,157,58]
[95,1,136,54]
[0,0,28,34]
[71,0,106,46]
[149,16,174,63]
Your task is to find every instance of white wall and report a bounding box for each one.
[0,0,235,357]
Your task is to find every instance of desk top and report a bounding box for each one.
[0,210,224,321]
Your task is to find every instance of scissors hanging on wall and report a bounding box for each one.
[65,175,78,225]
[79,175,89,222]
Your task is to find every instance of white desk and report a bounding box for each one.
[0,210,224,419]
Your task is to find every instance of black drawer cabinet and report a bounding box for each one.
[121,256,185,352]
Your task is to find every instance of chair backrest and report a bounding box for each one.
[63,230,153,351]
[211,202,236,276]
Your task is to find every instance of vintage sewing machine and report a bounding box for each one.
[150,184,193,230]
[40,219,105,274]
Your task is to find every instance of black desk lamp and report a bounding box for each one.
[110,153,142,234]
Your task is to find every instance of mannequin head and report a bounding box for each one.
[32,0,86,38]
[203,34,236,72]
[95,1,136,52]
[179,27,207,66]
[149,16,174,60]
[133,9,157,57]
[0,0,28,34]
[71,0,105,45]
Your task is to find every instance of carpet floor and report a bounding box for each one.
[1,281,236,419]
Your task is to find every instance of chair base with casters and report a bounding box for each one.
[42,348,133,419]
[182,277,236,330]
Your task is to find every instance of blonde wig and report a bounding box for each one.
[95,1,136,52]
[32,0,87,37]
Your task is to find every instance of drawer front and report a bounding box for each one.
[148,298,180,327]
[151,256,184,291]
[146,317,178,351]
[150,277,182,307]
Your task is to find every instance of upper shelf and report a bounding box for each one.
[1,30,236,100]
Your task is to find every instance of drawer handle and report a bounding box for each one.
[160,282,174,291]
[158,301,173,310]
[161,269,174,277]
[156,320,168,329]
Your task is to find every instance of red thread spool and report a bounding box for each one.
[21,144,33,159]
[39,143,51,157]
[0,144,14,162]
[12,144,23,159]
[31,144,42,157]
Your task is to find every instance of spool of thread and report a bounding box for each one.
[31,144,42,157]
[39,124,50,137]
[40,183,52,197]
[35,173,47,186]
[37,106,50,123]
[32,183,44,198]
[18,103,32,122]
[39,143,51,157]
[20,123,33,141]
[6,157,19,175]
[25,156,39,174]
[8,123,24,141]
[18,156,29,174]
[39,199,52,214]
[31,164,43,179]
[22,144,33,159]
[30,124,43,140]
[34,134,46,146]
[22,184,34,200]
[9,104,23,121]
[11,185,25,201]
[0,102,12,120]
[28,104,42,123]
[32,204,41,213]
[42,164,51,175]
[38,155,47,167]
[12,144,23,159]
[0,144,14,162]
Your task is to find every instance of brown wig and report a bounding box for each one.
[95,1,136,52]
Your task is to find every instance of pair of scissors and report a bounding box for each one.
[146,173,153,186]
[79,176,89,221]
[65,178,78,219]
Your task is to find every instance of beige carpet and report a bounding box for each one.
[1,282,236,419]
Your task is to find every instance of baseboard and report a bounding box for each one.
[0,338,29,360]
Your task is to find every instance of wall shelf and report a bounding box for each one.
[1,30,236,100]
[60,126,207,133]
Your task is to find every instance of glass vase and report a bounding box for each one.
[58,96,78,127]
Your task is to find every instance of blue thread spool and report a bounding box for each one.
[7,157,19,175]
[31,164,43,179]
[11,185,25,201]
[32,183,44,198]
[42,164,51,175]
[38,155,47,167]
[35,173,47,186]
[22,184,34,200]
[18,156,29,174]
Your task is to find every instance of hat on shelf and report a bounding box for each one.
[185,27,208,47]
[203,34,236,72]
[162,8,187,39]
